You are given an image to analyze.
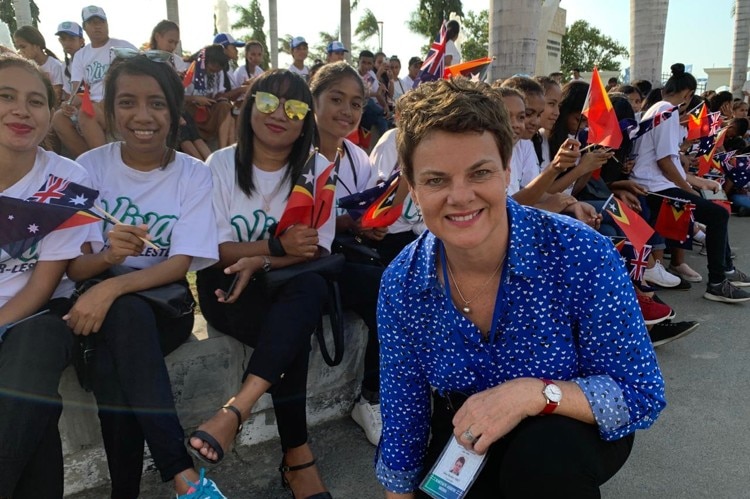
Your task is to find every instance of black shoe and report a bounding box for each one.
[651,277,692,291]
[649,321,700,347]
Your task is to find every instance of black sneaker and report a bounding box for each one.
[649,321,700,347]
[725,268,750,288]
[651,277,692,291]
[703,279,750,303]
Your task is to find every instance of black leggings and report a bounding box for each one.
[0,299,73,499]
[198,268,327,451]
[92,295,194,498]
[418,392,634,498]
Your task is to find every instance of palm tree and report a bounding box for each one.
[730,0,750,97]
[489,0,542,79]
[355,8,379,48]
[269,0,278,68]
[629,0,669,84]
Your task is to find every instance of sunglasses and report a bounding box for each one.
[253,91,310,121]
[110,47,173,63]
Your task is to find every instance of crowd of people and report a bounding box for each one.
[1,5,749,498]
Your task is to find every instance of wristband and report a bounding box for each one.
[268,234,286,257]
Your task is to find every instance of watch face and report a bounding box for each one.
[544,383,563,403]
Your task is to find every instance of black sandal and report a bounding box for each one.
[278,458,333,499]
[187,404,243,465]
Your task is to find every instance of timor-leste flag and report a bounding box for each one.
[654,197,693,242]
[312,155,340,229]
[444,57,492,81]
[275,152,316,236]
[697,127,726,176]
[581,68,622,149]
[686,102,709,140]
[80,82,95,117]
[604,195,654,253]
[360,172,407,228]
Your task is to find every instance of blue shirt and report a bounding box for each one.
[375,198,666,494]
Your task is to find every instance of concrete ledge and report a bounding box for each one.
[60,313,368,495]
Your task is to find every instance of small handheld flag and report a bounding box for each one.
[414,21,448,88]
[603,195,654,253]
[581,68,622,149]
[275,151,317,236]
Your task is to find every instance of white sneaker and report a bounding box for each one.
[644,260,681,288]
[351,397,382,446]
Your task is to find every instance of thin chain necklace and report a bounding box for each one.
[257,176,284,212]
[445,255,505,314]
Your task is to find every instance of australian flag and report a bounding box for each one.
[413,21,447,88]
[614,239,652,282]
[723,155,750,189]
[338,171,400,221]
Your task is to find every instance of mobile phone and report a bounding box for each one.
[223,274,240,298]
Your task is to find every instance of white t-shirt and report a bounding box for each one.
[207,146,336,252]
[508,139,538,196]
[76,143,218,271]
[70,38,137,102]
[445,40,461,65]
[630,100,684,193]
[360,70,380,104]
[0,149,95,306]
[288,64,309,80]
[40,56,64,87]
[170,54,189,73]
[185,69,236,98]
[234,65,264,85]
[368,129,424,235]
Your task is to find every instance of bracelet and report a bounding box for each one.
[268,234,286,257]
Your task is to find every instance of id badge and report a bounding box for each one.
[419,436,488,499]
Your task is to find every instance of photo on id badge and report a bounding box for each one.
[419,436,487,499]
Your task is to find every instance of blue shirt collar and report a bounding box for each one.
[406,198,547,295]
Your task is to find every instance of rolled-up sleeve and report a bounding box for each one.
[569,236,666,441]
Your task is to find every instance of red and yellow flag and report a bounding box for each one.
[581,68,622,149]
[80,82,95,117]
[312,154,340,229]
[686,103,709,140]
[275,152,316,236]
[654,198,693,242]
[604,196,654,253]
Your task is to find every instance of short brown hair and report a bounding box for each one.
[396,78,513,185]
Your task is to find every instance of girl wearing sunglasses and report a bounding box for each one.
[194,70,335,499]
[65,55,225,498]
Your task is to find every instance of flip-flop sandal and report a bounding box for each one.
[187,404,243,465]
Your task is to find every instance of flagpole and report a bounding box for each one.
[646,191,691,203]
[600,193,615,214]
[93,204,161,250]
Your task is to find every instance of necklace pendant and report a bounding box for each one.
[462,306,471,314]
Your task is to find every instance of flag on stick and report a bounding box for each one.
[654,198,694,242]
[312,153,340,229]
[722,154,750,188]
[360,172,407,228]
[414,21,447,87]
[275,151,317,236]
[581,68,622,149]
[686,103,708,140]
[443,57,492,81]
[80,82,95,117]
[617,241,653,282]
[603,195,654,253]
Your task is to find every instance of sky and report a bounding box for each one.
[0,0,738,80]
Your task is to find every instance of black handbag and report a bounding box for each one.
[256,254,346,366]
[74,265,195,319]
[332,233,384,267]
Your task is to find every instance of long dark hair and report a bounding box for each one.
[549,80,589,156]
[662,63,697,96]
[14,25,60,60]
[104,55,184,148]
[234,70,316,196]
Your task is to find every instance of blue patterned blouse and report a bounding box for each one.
[375,198,666,494]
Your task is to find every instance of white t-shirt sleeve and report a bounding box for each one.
[42,58,65,87]
[70,46,84,83]
[206,147,240,245]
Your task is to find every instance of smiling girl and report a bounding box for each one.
[65,55,224,498]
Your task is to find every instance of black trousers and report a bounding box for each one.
[648,187,732,284]
[339,261,384,396]
[198,268,327,451]
[417,392,634,498]
[91,295,194,499]
[0,299,73,499]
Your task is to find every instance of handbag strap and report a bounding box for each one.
[315,280,345,367]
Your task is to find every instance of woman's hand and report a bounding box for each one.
[60,101,78,117]
[215,256,265,303]
[278,225,319,259]
[105,224,149,264]
[63,280,120,336]
[452,378,544,454]
[609,179,648,196]
[613,189,643,212]
[549,138,581,172]
[690,176,721,193]
[563,201,602,230]
[578,148,614,173]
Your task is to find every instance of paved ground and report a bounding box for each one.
[70,215,750,499]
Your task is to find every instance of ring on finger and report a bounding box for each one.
[461,427,478,444]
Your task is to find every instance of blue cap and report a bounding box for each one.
[213,33,245,48]
[56,21,83,38]
[327,41,348,53]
